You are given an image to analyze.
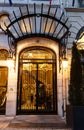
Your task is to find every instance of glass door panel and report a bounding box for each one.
[21,63,36,111]
[0,67,8,113]
[20,63,54,112]
[38,64,53,111]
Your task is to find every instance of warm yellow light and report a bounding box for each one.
[7,59,15,72]
[7,60,14,67]
[29,53,33,57]
[77,32,84,50]
[0,12,9,31]
[62,58,68,68]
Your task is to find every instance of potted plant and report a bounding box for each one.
[66,42,84,130]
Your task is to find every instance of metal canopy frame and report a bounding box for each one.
[0,4,70,56]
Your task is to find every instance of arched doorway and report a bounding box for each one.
[17,47,57,114]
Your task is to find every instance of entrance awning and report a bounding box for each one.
[0,4,70,53]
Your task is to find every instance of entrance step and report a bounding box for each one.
[7,115,70,129]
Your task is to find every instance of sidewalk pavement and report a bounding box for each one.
[0,115,72,130]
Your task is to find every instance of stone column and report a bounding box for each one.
[6,62,17,116]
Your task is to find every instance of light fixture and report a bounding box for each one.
[7,59,14,68]
[7,57,15,72]
[62,57,68,68]
[62,57,68,117]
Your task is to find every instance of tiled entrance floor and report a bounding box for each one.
[0,115,72,130]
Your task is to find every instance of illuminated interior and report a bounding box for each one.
[18,48,57,113]
[0,67,8,113]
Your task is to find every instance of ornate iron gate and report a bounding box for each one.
[17,48,57,114]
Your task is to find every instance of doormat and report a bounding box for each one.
[8,122,68,129]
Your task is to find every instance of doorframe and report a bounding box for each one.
[17,46,57,115]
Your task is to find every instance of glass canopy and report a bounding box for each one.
[0,4,70,52]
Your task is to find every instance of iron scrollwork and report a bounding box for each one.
[8,36,16,58]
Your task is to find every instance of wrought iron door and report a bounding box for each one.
[18,62,57,114]
[17,48,57,114]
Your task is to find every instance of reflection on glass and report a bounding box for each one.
[18,48,55,113]
[0,67,8,112]
[20,63,53,111]
[21,64,36,110]
[20,50,54,59]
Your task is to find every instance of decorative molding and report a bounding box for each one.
[0,49,9,60]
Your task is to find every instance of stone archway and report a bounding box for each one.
[17,47,57,114]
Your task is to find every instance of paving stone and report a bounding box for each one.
[0,115,72,130]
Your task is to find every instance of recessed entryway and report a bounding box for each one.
[17,47,57,114]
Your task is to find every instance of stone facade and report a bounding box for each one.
[0,1,84,116]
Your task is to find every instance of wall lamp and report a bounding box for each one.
[62,57,68,68]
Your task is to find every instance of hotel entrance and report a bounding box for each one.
[17,48,57,114]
